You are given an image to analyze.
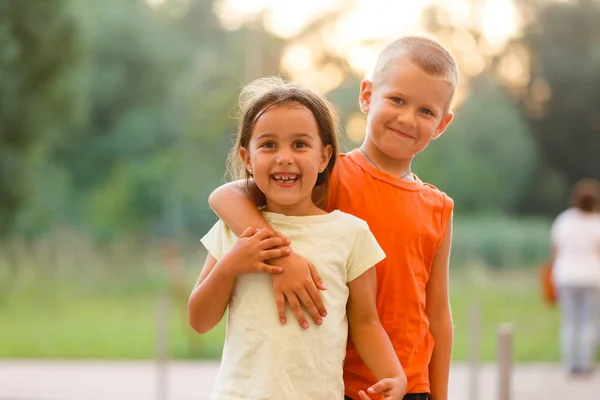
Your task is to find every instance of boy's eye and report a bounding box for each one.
[390,97,404,105]
[420,108,434,116]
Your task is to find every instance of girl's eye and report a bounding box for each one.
[391,97,404,105]
[261,142,275,148]
[294,142,307,149]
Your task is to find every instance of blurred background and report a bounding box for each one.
[1,0,599,397]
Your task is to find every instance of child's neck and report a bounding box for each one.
[360,141,414,181]
[264,199,326,217]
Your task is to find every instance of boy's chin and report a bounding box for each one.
[377,139,428,160]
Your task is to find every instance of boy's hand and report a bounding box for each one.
[358,377,407,400]
[223,227,291,276]
[270,252,328,328]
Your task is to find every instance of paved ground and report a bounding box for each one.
[0,360,598,400]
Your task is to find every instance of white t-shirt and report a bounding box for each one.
[201,210,385,400]
[551,208,600,288]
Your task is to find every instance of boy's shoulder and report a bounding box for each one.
[328,151,454,212]
[421,181,454,200]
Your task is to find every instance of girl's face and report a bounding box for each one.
[240,103,332,216]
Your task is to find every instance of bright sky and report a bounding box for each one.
[215,0,521,74]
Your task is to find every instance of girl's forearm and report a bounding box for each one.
[188,257,237,334]
[350,320,405,381]
[208,181,269,237]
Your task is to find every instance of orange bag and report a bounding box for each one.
[539,262,556,306]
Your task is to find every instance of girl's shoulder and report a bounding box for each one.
[327,210,371,232]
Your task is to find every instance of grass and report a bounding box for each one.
[0,289,226,359]
[0,264,570,361]
[450,267,562,362]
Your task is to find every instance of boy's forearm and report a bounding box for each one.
[350,320,404,381]
[188,258,237,334]
[428,313,454,400]
[208,181,270,237]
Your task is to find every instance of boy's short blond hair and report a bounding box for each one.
[371,36,459,100]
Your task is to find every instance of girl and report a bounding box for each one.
[189,77,406,399]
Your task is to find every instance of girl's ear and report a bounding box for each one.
[320,144,333,172]
[239,147,252,174]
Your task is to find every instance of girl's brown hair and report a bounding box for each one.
[571,178,600,212]
[227,76,339,202]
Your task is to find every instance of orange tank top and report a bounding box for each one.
[326,150,454,397]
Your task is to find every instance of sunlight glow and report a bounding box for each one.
[146,0,168,7]
[281,44,315,73]
[215,0,522,92]
[216,0,342,35]
[480,0,520,46]
[346,113,367,143]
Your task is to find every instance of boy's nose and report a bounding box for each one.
[398,109,417,129]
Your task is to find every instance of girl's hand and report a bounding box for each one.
[357,377,407,400]
[221,227,291,277]
[271,252,327,328]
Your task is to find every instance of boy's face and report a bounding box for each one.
[359,61,454,162]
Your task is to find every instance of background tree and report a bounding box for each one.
[504,0,600,213]
[0,0,85,236]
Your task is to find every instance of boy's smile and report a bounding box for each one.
[388,127,415,140]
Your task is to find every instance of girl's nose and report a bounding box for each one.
[276,150,294,164]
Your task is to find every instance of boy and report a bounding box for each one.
[209,36,457,400]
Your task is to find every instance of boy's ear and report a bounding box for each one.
[239,147,252,174]
[433,111,454,139]
[359,80,373,113]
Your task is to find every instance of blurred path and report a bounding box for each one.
[0,360,598,400]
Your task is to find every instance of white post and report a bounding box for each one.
[497,323,514,400]
[468,303,481,400]
[156,295,170,400]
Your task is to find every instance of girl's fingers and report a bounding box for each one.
[259,236,291,250]
[304,274,327,319]
[285,291,310,329]
[239,226,256,238]
[273,290,287,325]
[259,263,283,274]
[252,228,276,241]
[296,286,323,325]
[261,248,291,260]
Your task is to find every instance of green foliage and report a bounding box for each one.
[0,0,85,235]
[452,216,551,270]
[5,0,284,240]
[504,0,600,213]
[514,0,600,183]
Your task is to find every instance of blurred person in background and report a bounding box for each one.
[551,178,600,376]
